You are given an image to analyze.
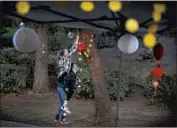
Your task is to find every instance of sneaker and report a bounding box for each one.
[54,114,60,122]
[60,119,69,124]
[61,107,71,114]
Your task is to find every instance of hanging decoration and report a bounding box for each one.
[77,42,86,53]
[118,34,139,54]
[13,27,39,53]
[108,1,122,12]
[16,1,31,15]
[143,33,156,48]
[150,65,165,80]
[148,23,159,34]
[152,80,159,97]
[125,18,139,33]
[80,1,95,12]
[153,43,164,60]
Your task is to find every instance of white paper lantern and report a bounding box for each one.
[117,34,139,54]
[13,27,39,53]
[68,31,74,39]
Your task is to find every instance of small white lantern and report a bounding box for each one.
[117,34,139,54]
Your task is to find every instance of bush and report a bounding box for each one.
[75,61,136,100]
[0,48,35,93]
[144,75,177,109]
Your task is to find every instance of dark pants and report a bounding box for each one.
[66,88,74,101]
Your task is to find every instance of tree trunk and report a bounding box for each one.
[33,24,49,94]
[88,44,115,126]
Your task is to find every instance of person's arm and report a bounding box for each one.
[68,35,79,56]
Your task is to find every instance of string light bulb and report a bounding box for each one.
[89,44,92,48]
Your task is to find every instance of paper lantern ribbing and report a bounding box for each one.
[118,34,139,54]
[153,43,164,60]
[13,27,39,53]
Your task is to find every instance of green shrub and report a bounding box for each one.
[75,61,136,100]
[144,75,177,109]
[0,48,35,93]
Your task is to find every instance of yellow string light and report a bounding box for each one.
[148,23,159,34]
[152,11,162,22]
[108,1,122,12]
[89,44,92,48]
[125,18,139,33]
[80,1,94,12]
[143,33,157,48]
[153,3,166,14]
[16,1,31,15]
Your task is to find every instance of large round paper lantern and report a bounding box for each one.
[143,33,156,48]
[153,43,164,60]
[150,65,165,80]
[13,27,39,53]
[118,34,139,54]
[80,1,94,12]
[108,1,122,12]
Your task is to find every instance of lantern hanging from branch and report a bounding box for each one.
[118,34,139,54]
[153,43,164,60]
[150,65,165,80]
[77,42,86,53]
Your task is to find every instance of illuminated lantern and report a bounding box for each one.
[80,1,94,12]
[152,11,161,22]
[108,1,122,12]
[152,80,159,88]
[77,43,86,52]
[143,33,156,48]
[148,23,159,34]
[150,65,165,80]
[125,18,139,33]
[118,34,139,54]
[153,43,164,60]
[16,1,30,15]
[153,3,166,14]
[13,27,39,53]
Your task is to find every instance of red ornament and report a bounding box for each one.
[153,43,164,60]
[150,65,165,80]
[77,42,86,52]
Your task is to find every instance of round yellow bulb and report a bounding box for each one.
[153,3,166,14]
[143,33,157,48]
[108,1,122,12]
[16,1,30,15]
[152,11,162,22]
[89,44,92,48]
[125,18,139,33]
[80,1,94,12]
[148,23,159,34]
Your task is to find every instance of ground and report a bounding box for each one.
[0,86,170,127]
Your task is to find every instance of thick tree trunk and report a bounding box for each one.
[33,24,49,94]
[88,44,115,126]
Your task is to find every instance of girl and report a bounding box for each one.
[63,63,78,113]
[55,71,69,124]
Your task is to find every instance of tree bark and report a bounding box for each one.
[88,43,115,126]
[33,24,49,94]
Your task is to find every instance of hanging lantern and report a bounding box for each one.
[152,80,159,88]
[13,27,39,53]
[153,43,164,60]
[125,18,139,33]
[143,33,156,48]
[77,43,86,53]
[108,1,122,12]
[118,34,139,54]
[80,1,95,12]
[16,1,31,15]
[150,65,165,80]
